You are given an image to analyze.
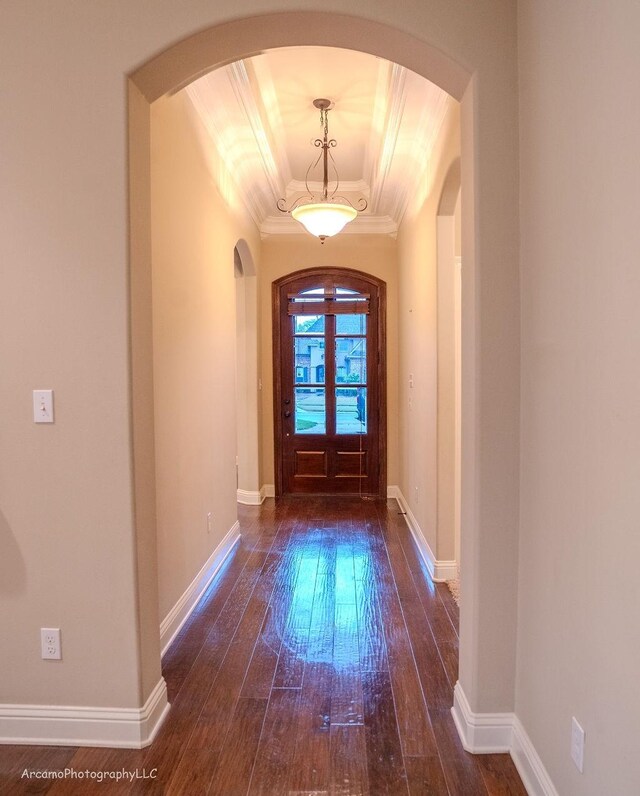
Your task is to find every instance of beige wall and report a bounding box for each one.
[150,92,260,621]
[517,2,640,792]
[396,100,460,560]
[0,1,519,721]
[259,235,399,489]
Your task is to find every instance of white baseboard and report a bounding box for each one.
[511,715,560,796]
[237,488,264,505]
[451,682,512,753]
[160,521,241,656]
[262,484,275,498]
[0,677,169,749]
[387,485,400,499]
[394,489,457,582]
[452,683,559,796]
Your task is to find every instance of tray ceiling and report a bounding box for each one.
[185,47,450,237]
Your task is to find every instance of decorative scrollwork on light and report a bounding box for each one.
[277,99,368,241]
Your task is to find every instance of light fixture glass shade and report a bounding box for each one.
[291,202,358,239]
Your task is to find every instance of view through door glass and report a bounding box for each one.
[275,270,386,497]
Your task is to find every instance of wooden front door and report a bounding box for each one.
[273,268,386,498]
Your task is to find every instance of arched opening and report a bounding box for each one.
[127,10,520,743]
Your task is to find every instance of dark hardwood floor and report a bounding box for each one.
[0,498,526,795]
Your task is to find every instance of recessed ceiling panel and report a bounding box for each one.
[184,46,453,236]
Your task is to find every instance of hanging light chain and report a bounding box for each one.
[321,107,328,138]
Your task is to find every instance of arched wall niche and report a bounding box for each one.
[234,238,256,277]
[438,157,461,217]
[127,9,520,722]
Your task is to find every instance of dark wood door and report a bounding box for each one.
[273,268,386,498]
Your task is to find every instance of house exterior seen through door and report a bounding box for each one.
[273,268,386,498]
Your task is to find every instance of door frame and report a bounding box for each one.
[272,266,387,499]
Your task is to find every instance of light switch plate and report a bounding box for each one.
[33,390,54,423]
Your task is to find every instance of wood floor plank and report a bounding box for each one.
[247,688,300,796]
[331,602,364,725]
[207,698,268,796]
[362,670,409,796]
[355,578,389,673]
[287,663,332,794]
[477,754,529,796]
[164,748,220,795]
[400,597,454,712]
[190,544,285,749]
[272,624,310,689]
[429,708,488,795]
[306,528,336,665]
[240,606,282,700]
[404,755,450,795]
[438,640,459,690]
[272,541,320,689]
[241,521,301,699]
[370,522,438,758]
[442,758,490,796]
[330,725,369,796]
[435,583,460,634]
[285,526,340,794]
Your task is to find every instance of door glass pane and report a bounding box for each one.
[295,388,326,434]
[336,387,367,434]
[335,338,367,384]
[295,337,325,384]
[336,314,366,335]
[294,314,324,334]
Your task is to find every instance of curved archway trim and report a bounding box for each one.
[130,12,469,102]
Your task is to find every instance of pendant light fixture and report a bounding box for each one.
[277,99,367,243]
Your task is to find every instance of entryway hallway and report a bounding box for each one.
[0,499,525,794]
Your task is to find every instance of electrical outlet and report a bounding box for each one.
[207,512,213,534]
[41,628,61,660]
[571,716,585,773]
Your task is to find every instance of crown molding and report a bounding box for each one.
[227,61,285,204]
[393,85,450,224]
[368,62,407,215]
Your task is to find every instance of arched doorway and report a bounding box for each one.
[127,10,520,733]
[273,267,386,498]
